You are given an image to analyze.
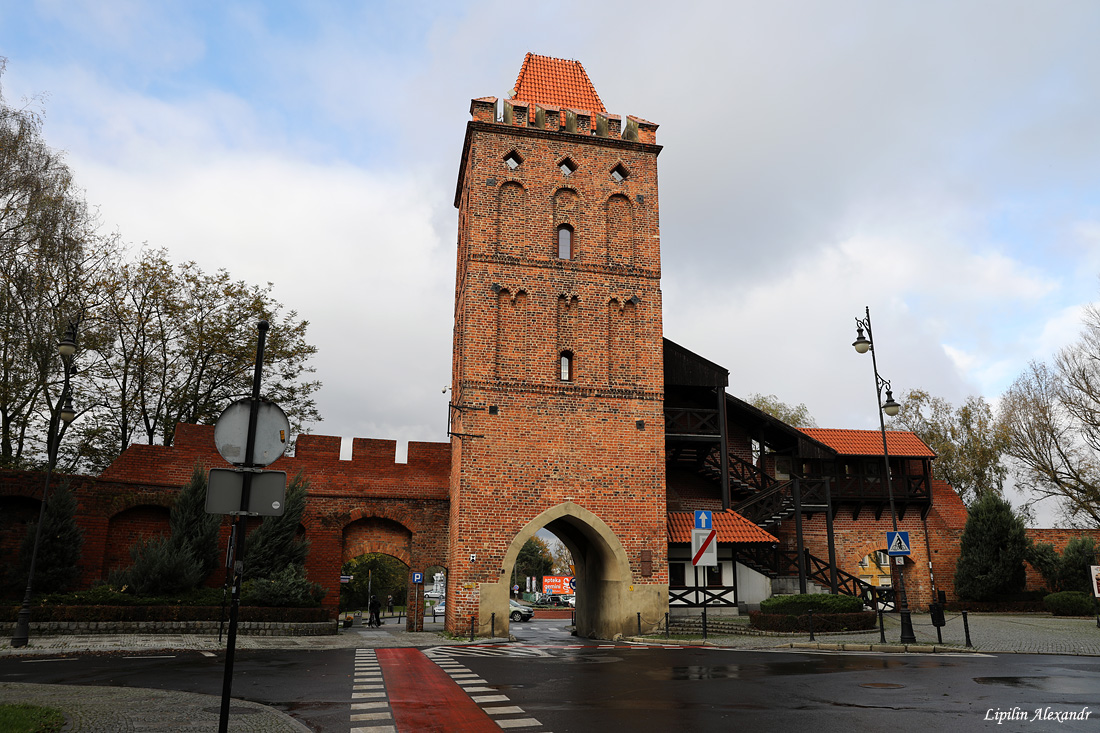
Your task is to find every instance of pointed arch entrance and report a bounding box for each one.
[483,502,666,640]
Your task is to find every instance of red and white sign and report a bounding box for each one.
[692,528,717,567]
[542,576,574,594]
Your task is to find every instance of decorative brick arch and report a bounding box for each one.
[104,504,172,577]
[343,517,412,566]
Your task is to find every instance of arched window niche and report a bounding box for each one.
[560,350,574,381]
[557,224,573,260]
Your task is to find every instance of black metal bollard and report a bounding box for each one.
[878,609,886,644]
[702,606,708,640]
[808,610,815,642]
[469,615,476,642]
[665,612,670,639]
[491,612,496,639]
[962,610,972,647]
[637,612,642,637]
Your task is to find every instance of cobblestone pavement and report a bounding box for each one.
[673,612,1100,655]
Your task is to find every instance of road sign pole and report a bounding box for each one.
[219,320,269,733]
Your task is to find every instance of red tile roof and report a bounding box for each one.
[667,510,778,544]
[511,53,606,114]
[799,428,935,458]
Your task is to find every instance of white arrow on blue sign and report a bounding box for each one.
[886,531,911,556]
[694,510,713,530]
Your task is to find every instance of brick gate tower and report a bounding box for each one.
[447,54,669,638]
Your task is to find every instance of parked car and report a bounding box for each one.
[424,590,443,599]
[565,595,576,607]
[540,594,571,607]
[431,601,445,618]
[509,600,534,622]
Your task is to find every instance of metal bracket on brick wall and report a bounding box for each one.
[447,402,486,440]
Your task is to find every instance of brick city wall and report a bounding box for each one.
[447,97,668,627]
[0,424,451,613]
[1023,527,1100,592]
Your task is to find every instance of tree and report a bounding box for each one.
[1007,301,1100,526]
[894,389,1008,505]
[242,473,310,580]
[549,540,574,576]
[747,393,817,427]
[1056,537,1097,595]
[516,537,554,590]
[12,481,84,594]
[0,60,116,471]
[340,553,408,610]
[117,465,222,595]
[1001,305,1100,528]
[76,251,321,470]
[954,493,1030,601]
[168,465,222,578]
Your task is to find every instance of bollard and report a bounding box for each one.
[878,609,886,644]
[665,612,670,639]
[491,612,496,639]
[469,615,476,642]
[702,606,708,640]
[637,612,642,637]
[808,610,815,642]
[962,610,972,648]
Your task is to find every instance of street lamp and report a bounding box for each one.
[11,320,79,648]
[852,306,917,644]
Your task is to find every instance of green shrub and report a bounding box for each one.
[749,610,876,632]
[759,593,864,615]
[39,585,224,607]
[954,493,1029,601]
[122,535,205,596]
[241,564,324,608]
[1043,591,1095,617]
[1057,538,1097,594]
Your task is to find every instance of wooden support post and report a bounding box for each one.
[794,478,807,594]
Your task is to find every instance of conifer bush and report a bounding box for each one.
[12,483,84,594]
[954,493,1029,601]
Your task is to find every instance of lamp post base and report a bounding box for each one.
[11,605,31,648]
[899,609,917,644]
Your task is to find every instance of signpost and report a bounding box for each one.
[691,511,717,637]
[208,321,290,733]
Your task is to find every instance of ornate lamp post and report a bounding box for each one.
[11,321,79,648]
[852,306,917,644]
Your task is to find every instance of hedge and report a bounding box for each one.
[1043,591,1096,617]
[759,593,865,615]
[1,605,329,623]
[749,610,876,633]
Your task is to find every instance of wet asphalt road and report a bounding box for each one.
[2,620,1098,732]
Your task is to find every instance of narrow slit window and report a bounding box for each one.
[557,225,572,259]
[560,351,574,381]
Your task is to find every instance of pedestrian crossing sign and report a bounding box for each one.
[887,531,911,556]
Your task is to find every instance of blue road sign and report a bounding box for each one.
[569,577,576,590]
[887,531,911,556]
[694,510,713,530]
[412,572,424,584]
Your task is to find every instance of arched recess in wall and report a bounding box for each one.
[104,505,172,576]
[0,496,40,563]
[496,181,526,257]
[607,297,637,388]
[552,188,580,260]
[605,194,634,267]
[556,293,579,381]
[343,516,413,566]
[495,287,528,381]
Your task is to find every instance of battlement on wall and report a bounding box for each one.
[102,424,451,498]
[469,96,658,145]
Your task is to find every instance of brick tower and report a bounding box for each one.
[447,54,668,638]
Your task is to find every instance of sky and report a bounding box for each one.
[2,0,1099,527]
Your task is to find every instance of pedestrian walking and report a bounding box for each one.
[387,594,394,616]
[368,595,381,628]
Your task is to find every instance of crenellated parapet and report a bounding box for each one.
[469,96,658,145]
